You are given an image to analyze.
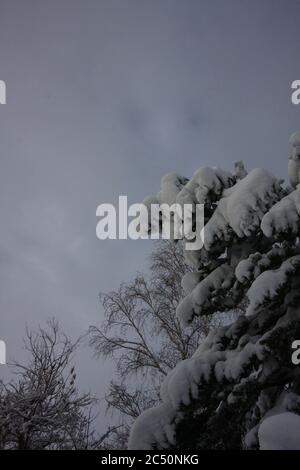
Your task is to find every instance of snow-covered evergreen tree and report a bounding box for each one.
[128,133,300,450]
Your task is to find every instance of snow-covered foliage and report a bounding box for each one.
[246,255,300,317]
[129,133,300,450]
[261,186,300,237]
[258,412,300,450]
[288,132,300,188]
[0,321,104,450]
[177,264,235,326]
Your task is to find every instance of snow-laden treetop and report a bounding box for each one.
[129,133,300,450]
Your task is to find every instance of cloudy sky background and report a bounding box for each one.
[0,0,300,432]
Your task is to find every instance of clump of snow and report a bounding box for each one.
[176,167,234,207]
[235,251,276,285]
[128,402,176,450]
[288,132,300,188]
[261,186,300,237]
[176,264,235,326]
[258,412,300,450]
[147,167,234,209]
[141,168,234,243]
[289,131,300,148]
[246,255,300,316]
[234,161,248,180]
[160,354,212,408]
[181,271,204,295]
[235,243,293,285]
[235,253,266,284]
[157,173,189,205]
[204,169,282,250]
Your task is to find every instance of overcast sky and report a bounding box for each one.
[0,0,300,432]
